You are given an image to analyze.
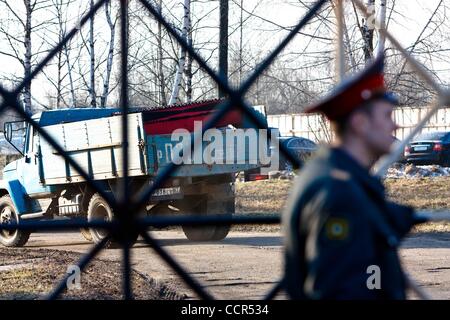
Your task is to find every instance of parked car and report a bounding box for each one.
[404,131,450,166]
[278,136,317,171]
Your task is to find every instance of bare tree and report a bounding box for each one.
[0,0,53,113]
[127,0,218,107]
[157,0,167,106]
[100,0,118,108]
[169,0,190,105]
[218,0,228,98]
[88,0,96,107]
[184,0,193,103]
[39,0,77,109]
[23,0,33,112]
[377,0,387,56]
[238,0,243,84]
[361,0,375,62]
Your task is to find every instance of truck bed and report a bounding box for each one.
[38,103,265,184]
[40,113,146,184]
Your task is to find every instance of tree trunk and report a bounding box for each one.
[218,0,228,98]
[101,1,116,108]
[361,0,375,63]
[56,49,62,108]
[185,0,193,103]
[157,0,167,106]
[64,43,76,107]
[89,0,96,107]
[333,0,345,81]
[332,0,356,71]
[169,0,190,105]
[377,0,387,56]
[23,0,32,114]
[57,0,76,108]
[185,34,192,102]
[343,16,357,71]
[238,0,243,84]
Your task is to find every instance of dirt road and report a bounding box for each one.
[26,230,284,299]
[23,230,450,300]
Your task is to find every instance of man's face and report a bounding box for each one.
[362,99,398,157]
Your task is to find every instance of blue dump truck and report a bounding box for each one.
[0,100,272,247]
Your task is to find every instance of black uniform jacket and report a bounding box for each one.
[283,147,415,300]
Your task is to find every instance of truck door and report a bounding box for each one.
[17,125,53,197]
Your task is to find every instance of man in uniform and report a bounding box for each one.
[283,54,417,299]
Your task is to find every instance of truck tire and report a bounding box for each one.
[181,197,216,241]
[181,185,234,241]
[210,198,234,241]
[0,195,30,247]
[87,193,138,249]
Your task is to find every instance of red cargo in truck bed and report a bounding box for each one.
[140,100,242,135]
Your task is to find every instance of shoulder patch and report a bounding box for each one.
[329,169,351,181]
[325,217,349,241]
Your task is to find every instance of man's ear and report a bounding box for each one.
[349,111,370,137]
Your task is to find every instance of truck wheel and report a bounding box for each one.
[87,193,138,248]
[0,195,30,247]
[181,192,234,242]
[210,198,233,241]
[181,197,216,241]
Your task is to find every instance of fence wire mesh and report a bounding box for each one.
[0,0,446,300]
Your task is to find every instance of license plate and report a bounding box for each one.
[414,146,428,151]
[152,186,182,197]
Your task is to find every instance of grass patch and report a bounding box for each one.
[0,248,184,300]
[236,180,292,214]
[384,177,450,210]
[234,177,450,233]
[233,180,292,232]
[385,177,450,233]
